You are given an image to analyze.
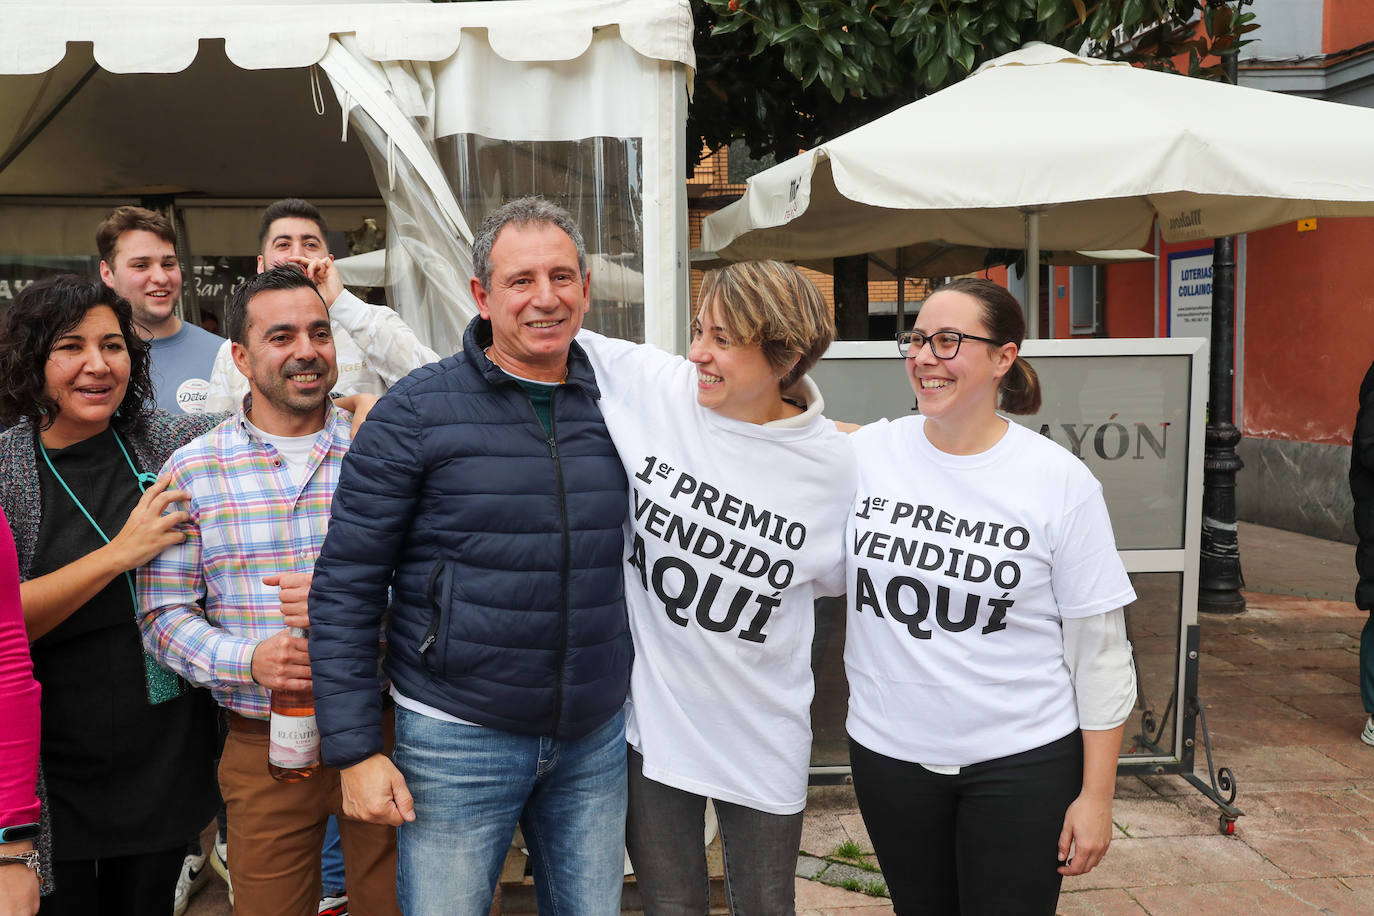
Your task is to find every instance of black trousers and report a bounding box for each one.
[849,731,1083,916]
[38,846,185,916]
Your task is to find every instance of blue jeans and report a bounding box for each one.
[320,816,345,896]
[394,706,627,916]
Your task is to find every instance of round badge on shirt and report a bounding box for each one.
[176,378,212,414]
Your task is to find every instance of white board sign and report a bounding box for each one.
[1168,248,1214,339]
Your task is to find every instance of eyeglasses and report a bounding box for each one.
[896,329,1000,360]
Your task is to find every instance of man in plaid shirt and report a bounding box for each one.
[137,266,401,916]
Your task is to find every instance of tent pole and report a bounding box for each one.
[1024,209,1041,338]
[895,250,906,331]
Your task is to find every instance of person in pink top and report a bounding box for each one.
[0,505,42,916]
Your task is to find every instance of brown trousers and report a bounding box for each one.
[218,709,401,916]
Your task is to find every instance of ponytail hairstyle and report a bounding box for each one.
[936,277,1042,415]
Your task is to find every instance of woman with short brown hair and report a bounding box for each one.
[578,258,856,914]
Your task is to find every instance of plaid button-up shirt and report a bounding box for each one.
[137,404,351,720]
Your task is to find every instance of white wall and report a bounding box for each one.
[1243,0,1323,60]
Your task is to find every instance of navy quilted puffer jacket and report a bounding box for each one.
[309,317,631,768]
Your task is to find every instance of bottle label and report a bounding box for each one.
[268,712,320,768]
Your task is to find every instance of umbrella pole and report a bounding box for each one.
[1024,209,1041,338]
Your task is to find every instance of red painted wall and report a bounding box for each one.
[976,264,1113,339]
[971,215,1374,448]
[1325,0,1374,52]
[1096,220,1374,446]
[1241,217,1374,445]
[1104,258,1155,338]
[1104,236,1212,340]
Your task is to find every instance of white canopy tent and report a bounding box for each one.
[0,0,695,354]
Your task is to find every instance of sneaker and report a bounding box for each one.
[172,853,210,916]
[209,836,233,905]
[319,893,348,916]
[1363,716,1374,747]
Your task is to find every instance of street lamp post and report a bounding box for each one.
[1198,42,1246,615]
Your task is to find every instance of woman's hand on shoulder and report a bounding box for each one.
[833,419,861,434]
[1057,791,1113,876]
[334,393,380,436]
[107,475,191,572]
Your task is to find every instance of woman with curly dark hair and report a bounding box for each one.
[0,274,219,915]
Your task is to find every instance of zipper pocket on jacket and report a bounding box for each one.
[419,562,446,673]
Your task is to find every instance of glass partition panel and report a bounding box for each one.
[1121,572,1183,758]
[438,134,645,342]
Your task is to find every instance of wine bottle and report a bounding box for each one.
[268,627,321,782]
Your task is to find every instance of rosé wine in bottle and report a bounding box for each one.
[268,627,320,782]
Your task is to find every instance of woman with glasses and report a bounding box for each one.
[577,259,855,916]
[845,277,1137,915]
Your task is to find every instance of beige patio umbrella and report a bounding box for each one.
[700,42,1374,335]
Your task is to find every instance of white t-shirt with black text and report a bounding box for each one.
[579,330,856,815]
[845,416,1136,767]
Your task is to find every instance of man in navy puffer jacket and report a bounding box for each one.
[308,198,632,916]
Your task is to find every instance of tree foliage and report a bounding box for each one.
[689,0,1258,170]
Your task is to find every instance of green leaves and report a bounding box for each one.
[688,0,1260,171]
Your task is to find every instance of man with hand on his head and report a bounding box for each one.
[204,198,437,413]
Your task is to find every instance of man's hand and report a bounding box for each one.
[341,754,416,827]
[263,572,312,630]
[0,841,39,916]
[250,629,311,691]
[286,255,344,308]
